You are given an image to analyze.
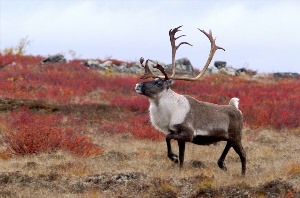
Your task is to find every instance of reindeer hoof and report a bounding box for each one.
[218,160,227,171]
[168,153,179,163]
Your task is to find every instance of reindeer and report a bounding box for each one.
[135,26,246,175]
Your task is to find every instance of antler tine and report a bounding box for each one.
[192,29,225,80]
[169,25,193,78]
[169,28,225,81]
[140,58,157,79]
[153,63,169,80]
[147,59,169,80]
[140,57,145,65]
[140,57,168,80]
[198,29,225,51]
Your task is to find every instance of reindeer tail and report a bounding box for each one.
[229,97,240,109]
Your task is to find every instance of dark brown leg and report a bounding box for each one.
[166,131,192,164]
[166,135,178,163]
[178,140,185,167]
[217,141,231,171]
[232,143,246,176]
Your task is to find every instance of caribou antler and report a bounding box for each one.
[140,58,169,80]
[140,26,225,81]
[169,25,193,78]
[168,29,225,81]
[140,57,156,79]
[153,63,169,80]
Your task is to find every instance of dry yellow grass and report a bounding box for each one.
[0,128,300,197]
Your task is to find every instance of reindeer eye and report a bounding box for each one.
[155,81,163,87]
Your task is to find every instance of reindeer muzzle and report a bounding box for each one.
[135,83,144,95]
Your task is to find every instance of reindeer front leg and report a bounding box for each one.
[166,135,179,163]
[166,127,193,166]
[178,140,185,167]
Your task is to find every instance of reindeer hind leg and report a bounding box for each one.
[232,143,246,176]
[218,141,231,171]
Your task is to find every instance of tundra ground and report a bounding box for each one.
[0,55,299,197]
[1,125,300,197]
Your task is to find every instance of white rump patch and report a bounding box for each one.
[229,97,239,109]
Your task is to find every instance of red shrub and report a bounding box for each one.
[1,54,300,134]
[112,95,148,112]
[98,114,164,141]
[0,53,42,66]
[2,108,104,156]
[128,115,165,141]
[59,129,104,156]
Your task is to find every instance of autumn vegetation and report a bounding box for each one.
[0,52,299,197]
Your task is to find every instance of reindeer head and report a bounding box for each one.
[135,25,225,98]
[135,58,173,98]
[135,77,173,99]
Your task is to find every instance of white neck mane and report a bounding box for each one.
[148,89,190,134]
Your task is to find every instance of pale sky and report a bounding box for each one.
[1,0,300,73]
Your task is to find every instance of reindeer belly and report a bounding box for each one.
[192,128,228,145]
[192,134,227,145]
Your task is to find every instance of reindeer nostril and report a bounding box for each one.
[135,83,143,94]
[135,83,141,89]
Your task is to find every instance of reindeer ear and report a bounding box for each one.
[166,79,174,89]
[167,79,174,85]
